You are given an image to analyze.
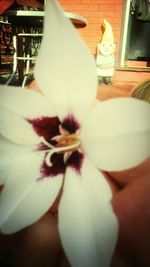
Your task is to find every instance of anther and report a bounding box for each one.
[45,139,81,167]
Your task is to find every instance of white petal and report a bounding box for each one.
[0,134,43,186]
[35,0,97,122]
[0,107,41,145]
[0,86,56,144]
[0,85,55,118]
[0,135,40,184]
[58,157,118,267]
[0,178,62,234]
[0,138,63,233]
[80,98,150,171]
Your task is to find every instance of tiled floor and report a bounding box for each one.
[0,78,137,102]
[97,82,137,101]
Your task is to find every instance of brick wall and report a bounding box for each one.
[59,0,150,83]
[59,0,123,57]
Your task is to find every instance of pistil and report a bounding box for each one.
[40,134,81,167]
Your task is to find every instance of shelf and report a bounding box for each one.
[18,33,43,36]
[17,57,36,60]
[5,10,87,28]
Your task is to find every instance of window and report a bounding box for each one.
[118,0,150,71]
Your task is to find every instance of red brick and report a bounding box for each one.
[68,4,89,11]
[114,4,123,12]
[98,4,115,11]
[60,0,124,55]
[80,0,91,3]
[106,10,121,18]
[88,5,100,11]
[60,0,82,4]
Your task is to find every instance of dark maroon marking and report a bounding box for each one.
[37,143,50,152]
[27,116,60,143]
[62,115,80,133]
[0,185,4,193]
[40,153,66,178]
[67,151,84,175]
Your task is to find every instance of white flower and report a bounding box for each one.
[0,1,149,267]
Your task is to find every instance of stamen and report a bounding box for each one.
[40,137,54,149]
[59,125,69,136]
[45,139,81,167]
[52,133,77,146]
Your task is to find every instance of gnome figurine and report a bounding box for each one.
[96,19,116,85]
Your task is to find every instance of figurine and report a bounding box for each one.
[96,19,116,85]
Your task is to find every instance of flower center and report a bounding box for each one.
[41,130,81,167]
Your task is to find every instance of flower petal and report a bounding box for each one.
[0,137,63,233]
[0,178,62,234]
[35,0,97,122]
[0,136,38,184]
[58,157,118,267]
[0,86,56,144]
[80,98,150,171]
[0,106,40,145]
[0,85,55,118]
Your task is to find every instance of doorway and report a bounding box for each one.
[118,0,150,71]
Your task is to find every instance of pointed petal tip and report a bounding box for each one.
[35,0,97,122]
[58,158,118,267]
